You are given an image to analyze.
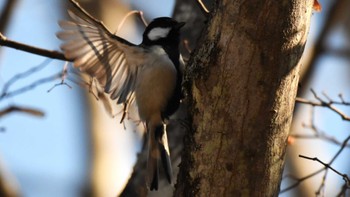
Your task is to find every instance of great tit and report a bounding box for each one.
[57,9,185,190]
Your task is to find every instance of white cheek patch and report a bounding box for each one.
[147,27,171,41]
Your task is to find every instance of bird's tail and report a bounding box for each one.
[147,123,172,190]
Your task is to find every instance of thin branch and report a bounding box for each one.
[0,105,44,117]
[282,173,300,182]
[328,135,350,165]
[280,135,350,193]
[321,91,332,102]
[0,72,62,100]
[299,155,350,188]
[287,92,350,194]
[66,73,101,101]
[290,106,350,147]
[138,11,148,27]
[290,134,350,147]
[0,32,67,61]
[296,96,350,106]
[115,10,147,34]
[0,59,70,101]
[196,0,210,14]
[295,89,350,121]
[47,62,72,92]
[315,168,327,196]
[86,77,99,100]
[339,93,346,103]
[280,168,325,193]
[116,10,141,33]
[47,81,72,92]
[1,59,53,98]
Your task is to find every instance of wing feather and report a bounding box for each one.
[57,9,145,106]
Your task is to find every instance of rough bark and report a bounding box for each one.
[175,0,313,196]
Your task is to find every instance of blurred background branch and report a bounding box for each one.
[0,0,17,33]
[281,135,350,194]
[0,33,66,61]
[296,89,350,121]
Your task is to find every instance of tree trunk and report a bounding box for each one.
[175,0,313,196]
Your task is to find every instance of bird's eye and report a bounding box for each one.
[147,27,171,41]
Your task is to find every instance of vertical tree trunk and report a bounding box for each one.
[175,0,313,196]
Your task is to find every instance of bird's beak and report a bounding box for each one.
[175,22,186,30]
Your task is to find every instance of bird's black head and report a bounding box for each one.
[142,17,185,47]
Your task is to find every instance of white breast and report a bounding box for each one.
[135,46,177,124]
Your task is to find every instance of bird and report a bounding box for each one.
[56,8,185,191]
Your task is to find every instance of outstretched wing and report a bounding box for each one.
[57,10,146,104]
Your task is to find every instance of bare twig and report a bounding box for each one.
[0,59,71,100]
[329,135,350,165]
[290,134,350,147]
[115,10,147,34]
[282,173,299,182]
[321,91,332,102]
[296,96,350,106]
[295,89,350,121]
[47,62,72,92]
[280,168,325,193]
[138,11,148,27]
[1,58,53,98]
[0,105,44,117]
[299,154,350,188]
[281,135,350,193]
[1,72,62,100]
[288,92,350,194]
[197,0,210,14]
[66,73,102,101]
[47,81,72,92]
[339,93,346,103]
[291,106,350,147]
[0,32,67,61]
[315,168,327,196]
[87,77,99,100]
